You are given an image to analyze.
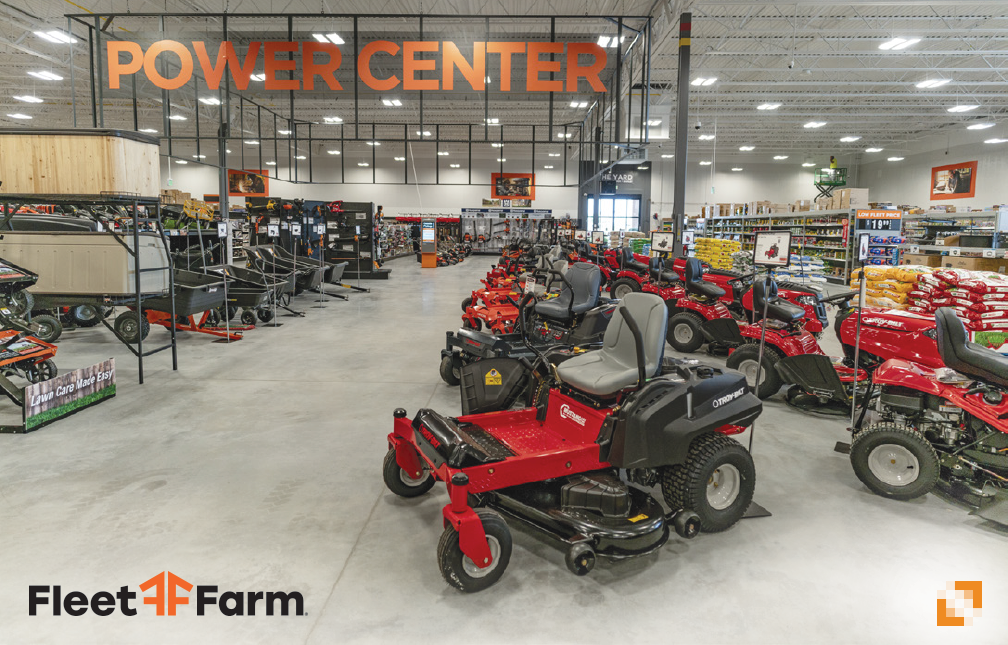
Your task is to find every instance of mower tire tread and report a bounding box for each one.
[382,449,435,498]
[667,311,705,353]
[849,422,940,501]
[437,508,512,593]
[608,277,641,300]
[726,343,782,399]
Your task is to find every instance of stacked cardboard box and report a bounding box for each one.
[160,189,192,205]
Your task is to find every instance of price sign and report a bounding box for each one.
[267,224,279,237]
[858,234,871,262]
[950,247,961,257]
[982,249,996,258]
[217,222,228,238]
[291,224,302,236]
[909,245,920,254]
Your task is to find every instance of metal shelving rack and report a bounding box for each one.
[899,209,1007,261]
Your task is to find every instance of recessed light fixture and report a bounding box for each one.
[265,161,277,166]
[947,105,979,113]
[250,73,266,82]
[225,149,231,153]
[437,151,449,156]
[865,147,883,153]
[168,114,187,121]
[879,37,920,51]
[916,78,951,89]
[773,155,789,160]
[731,167,743,172]
[192,154,206,159]
[175,159,188,165]
[597,36,625,48]
[887,156,904,161]
[840,136,861,142]
[13,95,43,103]
[366,141,380,146]
[569,100,588,108]
[646,119,662,126]
[739,145,755,151]
[802,162,816,167]
[699,161,712,166]
[394,156,405,161]
[312,33,344,45]
[323,116,343,123]
[357,162,369,167]
[294,155,306,160]
[245,140,259,145]
[278,129,291,135]
[548,153,561,157]
[327,149,341,155]
[660,154,674,158]
[485,118,499,125]
[34,30,77,44]
[544,165,554,169]
[491,143,504,148]
[698,134,715,140]
[691,77,717,86]
[449,163,461,168]
[756,103,781,110]
[803,121,826,128]
[7,113,32,120]
[558,132,573,138]
[984,138,1007,144]
[198,97,221,106]
[28,70,62,81]
[497,158,507,162]
[139,128,158,133]
[967,122,995,130]
[382,98,403,107]
[416,130,432,136]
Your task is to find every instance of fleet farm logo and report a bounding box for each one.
[937,581,982,627]
[29,571,305,617]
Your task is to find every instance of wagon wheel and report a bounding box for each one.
[25,359,57,384]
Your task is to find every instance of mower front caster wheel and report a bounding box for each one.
[382,449,434,498]
[439,355,461,386]
[672,510,701,539]
[565,543,596,576]
[437,508,512,593]
[461,296,473,313]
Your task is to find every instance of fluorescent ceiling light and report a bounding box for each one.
[559,132,573,138]
[416,130,432,136]
[756,103,781,110]
[312,33,344,45]
[7,113,31,120]
[879,37,920,51]
[887,156,904,161]
[702,78,717,86]
[497,158,506,162]
[13,95,43,103]
[916,78,951,89]
[597,36,624,48]
[698,134,715,141]
[637,165,648,170]
[265,161,277,166]
[570,100,588,108]
[198,97,221,105]
[250,73,266,82]
[245,140,259,145]
[646,119,662,126]
[967,122,994,130]
[548,152,561,157]
[802,162,816,167]
[34,30,77,44]
[544,165,554,169]
[225,149,231,153]
[168,114,187,121]
[450,163,461,168]
[699,161,712,166]
[731,167,743,172]
[485,76,491,83]
[739,145,755,151]
[947,105,978,113]
[773,155,789,160]
[597,36,610,47]
[840,136,861,142]
[491,143,503,148]
[192,154,206,159]
[366,141,380,146]
[394,156,405,161]
[28,71,62,81]
[984,138,1007,144]
[803,121,826,128]
[327,149,341,155]
[382,98,403,107]
[660,154,674,158]
[294,155,306,160]
[437,151,449,156]
[865,147,883,153]
[175,159,187,165]
[139,128,158,133]
[278,129,291,135]
[323,116,343,123]
[691,77,716,86]
[485,118,499,125]
[891,38,921,50]
[357,162,369,167]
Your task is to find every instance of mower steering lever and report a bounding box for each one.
[618,307,648,390]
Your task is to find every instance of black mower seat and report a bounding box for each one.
[621,247,649,273]
[684,257,725,300]
[534,262,601,321]
[556,292,667,396]
[649,257,681,285]
[935,307,1008,388]
[753,279,805,324]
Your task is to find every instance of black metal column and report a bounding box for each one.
[671,12,691,257]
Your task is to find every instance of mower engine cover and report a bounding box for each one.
[599,363,761,468]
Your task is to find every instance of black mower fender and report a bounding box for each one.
[599,368,762,469]
[700,317,745,345]
[568,303,618,345]
[447,328,511,358]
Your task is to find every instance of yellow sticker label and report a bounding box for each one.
[485,369,502,386]
[627,514,648,523]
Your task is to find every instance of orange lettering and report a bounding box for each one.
[565,43,607,92]
[107,41,143,89]
[143,40,194,91]
[403,41,439,91]
[486,42,525,91]
[302,42,343,90]
[264,42,300,90]
[442,41,485,91]
[139,571,193,617]
[526,42,563,92]
[358,41,400,91]
[193,41,261,91]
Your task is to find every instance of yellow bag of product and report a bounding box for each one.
[866,295,901,308]
[893,281,916,294]
[851,266,889,282]
[890,265,934,283]
[873,280,901,293]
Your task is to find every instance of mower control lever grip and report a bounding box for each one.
[965,385,986,396]
[618,306,648,390]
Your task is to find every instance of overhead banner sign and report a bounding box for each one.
[106,40,608,93]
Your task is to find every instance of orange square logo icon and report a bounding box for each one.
[937,581,982,626]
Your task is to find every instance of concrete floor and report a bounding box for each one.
[0,255,1005,645]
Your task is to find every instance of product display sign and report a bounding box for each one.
[23,358,116,432]
[590,231,605,244]
[858,234,871,262]
[855,209,901,232]
[683,230,696,246]
[650,231,676,254]
[291,224,302,236]
[752,231,791,267]
[574,230,587,241]
[217,222,228,238]
[267,224,279,237]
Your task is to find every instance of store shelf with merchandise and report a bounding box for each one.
[898,208,1007,269]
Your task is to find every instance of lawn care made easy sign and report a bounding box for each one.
[24,359,116,432]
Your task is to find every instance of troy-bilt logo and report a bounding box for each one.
[419,426,441,448]
[29,571,304,617]
[862,317,905,329]
[938,581,982,626]
[559,404,587,426]
[713,387,745,408]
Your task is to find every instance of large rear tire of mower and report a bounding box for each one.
[114,312,150,344]
[608,277,640,300]
[9,290,34,317]
[437,508,512,593]
[667,312,704,353]
[31,314,62,343]
[725,344,782,399]
[849,422,939,501]
[461,296,473,313]
[661,433,755,533]
[382,449,435,498]
[439,355,461,386]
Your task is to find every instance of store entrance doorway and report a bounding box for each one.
[587,195,642,234]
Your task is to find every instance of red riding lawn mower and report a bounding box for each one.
[461,248,569,334]
[847,308,1008,526]
[386,292,763,592]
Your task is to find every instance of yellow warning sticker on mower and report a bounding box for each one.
[628,514,648,523]
[485,369,502,386]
